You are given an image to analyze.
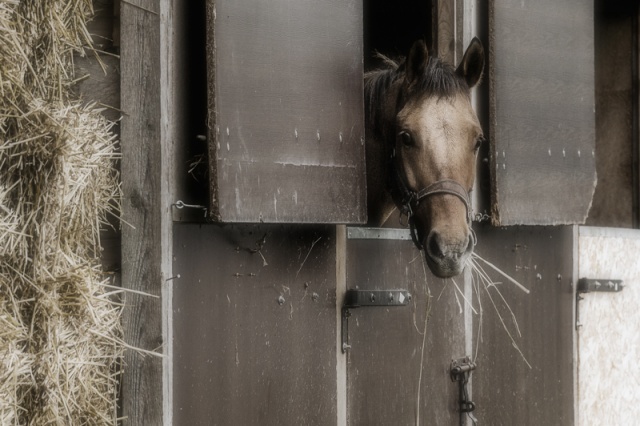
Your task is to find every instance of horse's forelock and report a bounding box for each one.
[364,55,469,139]
[407,56,469,100]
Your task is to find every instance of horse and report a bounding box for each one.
[365,38,485,278]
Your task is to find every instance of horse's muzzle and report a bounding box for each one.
[424,228,474,278]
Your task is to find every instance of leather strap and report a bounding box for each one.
[414,179,472,225]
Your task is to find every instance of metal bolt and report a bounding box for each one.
[311,292,319,302]
[342,343,351,351]
[536,273,542,280]
[370,293,376,303]
[388,292,394,302]
[557,274,562,281]
[407,293,412,302]
[277,295,285,305]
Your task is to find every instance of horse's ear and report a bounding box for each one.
[405,40,429,87]
[456,37,484,88]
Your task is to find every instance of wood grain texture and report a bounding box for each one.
[585,3,634,227]
[207,0,366,224]
[173,224,338,425]
[435,0,455,64]
[489,0,597,226]
[120,1,165,424]
[472,225,575,425]
[346,239,462,425]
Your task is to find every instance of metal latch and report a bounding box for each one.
[450,357,477,425]
[578,278,624,293]
[341,289,411,353]
[576,278,624,329]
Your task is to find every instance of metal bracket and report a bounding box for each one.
[578,278,624,293]
[341,289,411,353]
[346,227,412,241]
[450,357,478,426]
[576,278,624,330]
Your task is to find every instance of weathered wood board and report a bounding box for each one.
[172,224,338,425]
[206,0,366,224]
[120,1,165,424]
[345,224,576,425]
[471,225,575,425]
[489,0,596,225]
[345,236,463,425]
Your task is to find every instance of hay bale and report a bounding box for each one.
[0,0,124,423]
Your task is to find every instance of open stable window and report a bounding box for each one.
[206,0,366,224]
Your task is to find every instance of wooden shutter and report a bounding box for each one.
[489,0,596,225]
[206,0,366,223]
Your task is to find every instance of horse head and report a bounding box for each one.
[365,38,485,278]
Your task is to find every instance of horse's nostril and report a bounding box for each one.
[426,231,444,259]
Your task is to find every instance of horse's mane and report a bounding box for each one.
[364,52,469,137]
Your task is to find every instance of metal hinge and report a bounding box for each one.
[450,357,478,426]
[341,289,411,353]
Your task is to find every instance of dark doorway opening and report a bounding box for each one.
[363,0,433,69]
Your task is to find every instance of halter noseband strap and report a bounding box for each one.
[414,179,473,224]
[388,152,474,250]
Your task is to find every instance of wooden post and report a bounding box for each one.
[120,0,175,424]
[434,0,456,64]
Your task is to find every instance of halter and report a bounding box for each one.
[387,147,474,250]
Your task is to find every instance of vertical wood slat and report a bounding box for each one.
[434,0,456,64]
[120,0,172,424]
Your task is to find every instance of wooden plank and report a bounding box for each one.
[206,0,366,224]
[120,0,167,424]
[471,225,575,424]
[346,239,464,424]
[489,0,596,225]
[583,1,636,227]
[172,224,338,425]
[434,0,456,64]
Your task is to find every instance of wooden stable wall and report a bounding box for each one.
[114,0,620,424]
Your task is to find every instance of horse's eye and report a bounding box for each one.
[399,131,413,147]
[474,136,484,152]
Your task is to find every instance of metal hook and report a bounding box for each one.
[172,200,208,217]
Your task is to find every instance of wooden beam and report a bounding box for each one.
[120,0,172,424]
[434,0,456,64]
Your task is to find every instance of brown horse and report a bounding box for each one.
[365,38,485,278]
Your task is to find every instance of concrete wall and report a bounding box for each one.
[578,226,640,426]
